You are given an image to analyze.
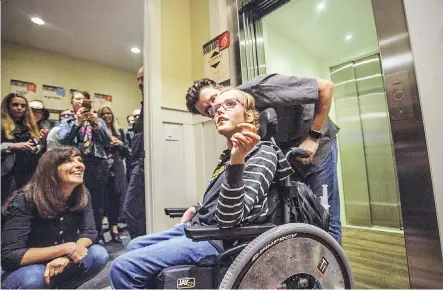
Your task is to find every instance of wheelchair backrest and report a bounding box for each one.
[257,108,288,225]
[257,108,329,230]
[258,108,278,141]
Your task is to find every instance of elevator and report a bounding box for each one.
[226,0,443,287]
[331,53,402,229]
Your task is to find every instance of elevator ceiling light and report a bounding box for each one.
[131,47,141,54]
[345,34,353,41]
[316,3,325,11]
[31,17,45,25]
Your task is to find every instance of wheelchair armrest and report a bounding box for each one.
[184,223,276,241]
[164,208,187,218]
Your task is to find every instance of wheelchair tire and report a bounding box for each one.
[219,223,354,289]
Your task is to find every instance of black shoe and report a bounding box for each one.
[110,231,122,243]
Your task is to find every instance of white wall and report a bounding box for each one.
[403,0,443,254]
[262,22,323,78]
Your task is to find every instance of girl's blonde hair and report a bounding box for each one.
[217,87,260,130]
[98,103,121,135]
[1,93,40,140]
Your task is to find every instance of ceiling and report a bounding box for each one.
[1,0,144,72]
[263,0,380,65]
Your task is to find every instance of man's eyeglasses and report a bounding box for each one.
[208,98,243,117]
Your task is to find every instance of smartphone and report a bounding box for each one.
[82,99,92,112]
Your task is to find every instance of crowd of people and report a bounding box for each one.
[1,65,340,289]
[1,71,143,287]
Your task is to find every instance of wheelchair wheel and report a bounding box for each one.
[220,223,354,289]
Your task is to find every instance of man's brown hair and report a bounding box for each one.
[185,78,217,114]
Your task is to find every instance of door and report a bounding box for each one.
[331,53,402,229]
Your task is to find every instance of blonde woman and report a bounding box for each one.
[1,93,41,204]
[98,104,130,243]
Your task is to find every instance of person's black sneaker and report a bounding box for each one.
[111,231,122,243]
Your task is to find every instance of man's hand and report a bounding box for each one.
[175,206,197,227]
[44,256,70,285]
[297,137,319,164]
[230,123,260,165]
[67,243,88,263]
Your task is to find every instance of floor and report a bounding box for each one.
[342,226,409,289]
[85,225,410,289]
[79,225,130,289]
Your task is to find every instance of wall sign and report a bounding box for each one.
[10,79,37,100]
[203,31,231,86]
[42,85,65,110]
[94,93,112,110]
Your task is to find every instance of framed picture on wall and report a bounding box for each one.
[42,85,65,110]
[94,93,112,110]
[10,79,37,100]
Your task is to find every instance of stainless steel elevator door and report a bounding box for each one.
[332,54,402,229]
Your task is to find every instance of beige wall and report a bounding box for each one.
[190,0,210,81]
[1,41,141,129]
[160,0,209,110]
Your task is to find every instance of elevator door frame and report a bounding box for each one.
[371,0,443,287]
[228,0,443,287]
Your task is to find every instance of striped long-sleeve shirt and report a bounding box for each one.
[215,141,294,228]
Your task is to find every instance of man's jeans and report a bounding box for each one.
[1,245,109,289]
[305,139,342,245]
[110,224,219,289]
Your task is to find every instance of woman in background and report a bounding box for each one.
[59,91,111,245]
[1,94,41,204]
[98,104,130,243]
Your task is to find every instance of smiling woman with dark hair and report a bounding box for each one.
[1,146,109,289]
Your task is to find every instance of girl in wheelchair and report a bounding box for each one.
[109,88,294,289]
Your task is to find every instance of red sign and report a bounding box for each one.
[218,31,230,51]
[27,83,37,92]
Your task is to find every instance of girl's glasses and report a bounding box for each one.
[208,98,243,117]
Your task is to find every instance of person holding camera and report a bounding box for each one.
[1,93,42,205]
[59,91,111,245]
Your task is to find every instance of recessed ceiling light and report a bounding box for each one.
[316,2,325,11]
[345,34,353,41]
[131,47,141,54]
[31,17,45,25]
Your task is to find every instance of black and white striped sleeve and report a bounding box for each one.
[216,145,278,228]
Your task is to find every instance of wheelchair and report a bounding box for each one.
[159,108,354,289]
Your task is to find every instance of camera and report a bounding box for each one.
[82,99,92,112]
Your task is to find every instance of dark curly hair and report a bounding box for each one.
[185,78,217,114]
